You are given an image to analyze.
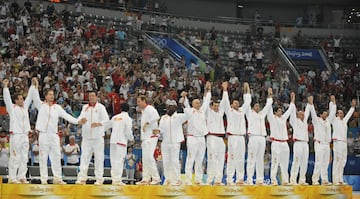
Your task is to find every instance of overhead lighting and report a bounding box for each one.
[237,5,243,8]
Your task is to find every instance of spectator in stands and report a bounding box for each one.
[125,146,136,180]
[74,0,83,16]
[0,138,9,167]
[116,27,127,51]
[64,135,80,166]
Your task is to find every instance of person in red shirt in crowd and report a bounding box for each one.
[107,25,116,44]
[108,88,121,114]
[160,72,168,88]
[97,25,106,43]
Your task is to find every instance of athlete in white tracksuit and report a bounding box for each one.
[33,83,83,185]
[244,87,273,185]
[3,79,36,184]
[182,81,212,185]
[76,91,109,185]
[104,103,134,186]
[328,96,356,185]
[158,101,187,186]
[206,83,227,185]
[267,92,295,185]
[223,82,251,185]
[308,96,332,185]
[136,96,161,185]
[289,95,310,185]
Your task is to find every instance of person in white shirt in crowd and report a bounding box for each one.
[136,95,161,185]
[307,96,332,185]
[64,135,80,166]
[76,91,109,186]
[31,140,40,166]
[180,81,211,185]
[32,78,86,185]
[244,87,273,185]
[104,103,134,186]
[0,138,9,168]
[158,100,187,186]
[267,92,295,185]
[328,95,356,185]
[223,82,251,185]
[289,94,311,185]
[2,78,36,183]
[205,82,228,186]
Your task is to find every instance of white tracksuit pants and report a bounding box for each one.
[226,135,245,184]
[39,133,63,182]
[185,136,206,183]
[77,138,104,182]
[290,141,309,184]
[332,141,347,184]
[161,142,181,184]
[8,134,29,181]
[246,136,266,184]
[206,135,225,184]
[141,137,160,182]
[312,142,330,184]
[110,143,127,183]
[270,141,290,184]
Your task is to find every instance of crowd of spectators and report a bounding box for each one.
[0,0,359,182]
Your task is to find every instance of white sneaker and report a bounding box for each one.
[235,180,245,185]
[149,179,161,185]
[113,181,126,186]
[227,182,236,186]
[94,180,103,186]
[41,180,48,185]
[19,178,30,184]
[75,180,86,185]
[322,181,332,185]
[299,182,309,186]
[313,182,320,185]
[53,179,66,185]
[136,180,150,185]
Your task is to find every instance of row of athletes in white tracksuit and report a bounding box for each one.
[162,91,354,185]
[31,86,134,184]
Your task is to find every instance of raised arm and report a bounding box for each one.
[199,81,212,113]
[242,82,252,115]
[32,79,43,110]
[24,78,38,108]
[219,82,229,115]
[289,93,297,126]
[282,92,296,120]
[260,87,273,115]
[2,79,14,114]
[307,96,318,125]
[344,99,356,123]
[327,95,336,123]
